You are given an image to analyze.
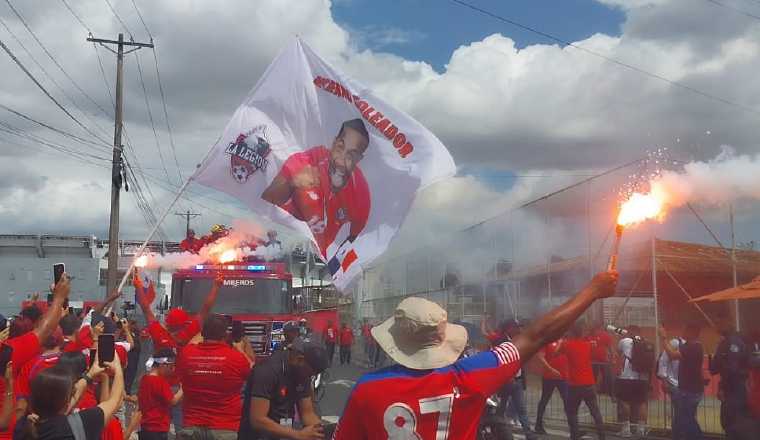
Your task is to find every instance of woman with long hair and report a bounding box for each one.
[14,355,124,440]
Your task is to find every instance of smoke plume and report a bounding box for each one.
[654,147,760,208]
[140,219,286,270]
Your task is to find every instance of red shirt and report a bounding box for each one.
[277,146,371,257]
[561,338,595,386]
[333,342,521,440]
[587,330,613,363]
[147,318,201,351]
[542,341,568,380]
[0,332,40,440]
[340,328,354,346]
[176,341,251,430]
[139,374,174,432]
[15,352,62,400]
[324,326,337,344]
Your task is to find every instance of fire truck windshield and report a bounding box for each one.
[173,278,290,315]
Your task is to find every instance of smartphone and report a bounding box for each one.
[0,344,12,376]
[231,320,244,342]
[98,334,115,366]
[53,263,65,285]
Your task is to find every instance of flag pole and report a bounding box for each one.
[106,176,195,314]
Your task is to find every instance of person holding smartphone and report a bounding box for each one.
[0,273,71,440]
[14,355,125,440]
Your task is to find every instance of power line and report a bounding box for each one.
[4,0,114,125]
[0,15,111,144]
[128,0,183,184]
[450,0,760,117]
[134,50,173,185]
[0,38,110,144]
[129,0,152,39]
[102,0,133,39]
[59,0,91,34]
[0,103,109,151]
[706,0,760,21]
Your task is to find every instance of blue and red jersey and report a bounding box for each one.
[332,341,521,440]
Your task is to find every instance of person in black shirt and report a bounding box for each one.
[664,322,705,440]
[238,338,328,440]
[710,320,749,440]
[14,355,125,440]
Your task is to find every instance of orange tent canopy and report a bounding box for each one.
[690,276,760,303]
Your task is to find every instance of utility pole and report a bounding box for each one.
[175,210,201,237]
[87,33,154,297]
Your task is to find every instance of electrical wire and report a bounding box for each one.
[4,0,114,127]
[706,0,760,21]
[0,38,110,145]
[102,0,133,39]
[0,104,109,152]
[59,0,92,34]
[129,0,152,39]
[450,0,760,117]
[134,50,173,185]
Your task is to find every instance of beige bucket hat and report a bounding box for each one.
[371,297,468,370]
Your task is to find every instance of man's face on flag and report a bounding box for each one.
[329,127,368,192]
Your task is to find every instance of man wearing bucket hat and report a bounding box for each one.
[332,271,618,440]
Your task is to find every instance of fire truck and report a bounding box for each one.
[170,259,337,356]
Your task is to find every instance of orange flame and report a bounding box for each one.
[617,187,666,226]
[218,249,238,264]
[134,255,149,268]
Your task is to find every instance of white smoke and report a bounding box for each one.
[654,146,760,208]
[140,219,288,270]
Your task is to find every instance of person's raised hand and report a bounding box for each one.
[4,361,13,387]
[296,424,325,440]
[52,273,71,300]
[88,353,106,379]
[133,269,144,290]
[589,271,618,299]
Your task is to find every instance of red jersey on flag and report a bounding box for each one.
[276,146,370,258]
[332,342,521,440]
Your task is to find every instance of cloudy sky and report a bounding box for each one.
[1,0,759,266]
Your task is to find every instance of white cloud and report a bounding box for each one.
[0,0,758,251]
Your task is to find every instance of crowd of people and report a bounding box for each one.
[3,263,759,440]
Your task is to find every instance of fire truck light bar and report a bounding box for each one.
[192,264,268,272]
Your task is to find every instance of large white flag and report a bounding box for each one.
[193,38,455,290]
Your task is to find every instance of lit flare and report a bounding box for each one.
[219,249,238,264]
[135,255,149,268]
[616,189,666,227]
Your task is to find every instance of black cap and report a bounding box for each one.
[290,337,328,373]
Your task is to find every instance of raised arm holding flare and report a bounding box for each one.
[332,271,618,440]
[198,272,224,326]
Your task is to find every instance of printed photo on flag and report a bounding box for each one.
[193,37,455,290]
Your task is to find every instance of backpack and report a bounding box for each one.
[631,338,656,375]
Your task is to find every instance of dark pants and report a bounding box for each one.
[139,432,169,440]
[325,342,336,365]
[674,389,703,440]
[565,385,605,440]
[372,344,384,368]
[592,362,613,395]
[339,345,351,364]
[721,385,748,440]
[536,378,568,428]
[498,378,531,431]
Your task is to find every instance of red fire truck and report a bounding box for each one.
[171,260,337,356]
